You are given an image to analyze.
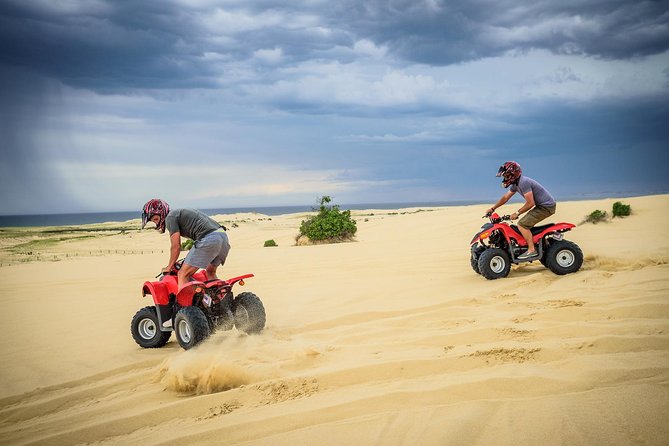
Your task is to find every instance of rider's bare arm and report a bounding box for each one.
[518,191,535,214]
[167,231,181,270]
[488,190,515,214]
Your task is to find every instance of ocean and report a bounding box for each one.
[0,201,487,228]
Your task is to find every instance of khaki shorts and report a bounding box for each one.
[518,205,556,229]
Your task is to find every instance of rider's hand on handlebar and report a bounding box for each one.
[483,208,494,218]
[156,264,177,278]
[510,212,519,220]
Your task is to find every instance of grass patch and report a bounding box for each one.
[9,234,98,253]
[582,209,608,224]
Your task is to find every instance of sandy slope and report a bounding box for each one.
[0,195,667,445]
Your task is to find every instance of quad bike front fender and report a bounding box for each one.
[142,281,171,305]
[470,223,494,245]
[471,223,524,246]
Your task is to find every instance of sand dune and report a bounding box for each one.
[1,195,668,445]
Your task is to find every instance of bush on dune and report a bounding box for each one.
[582,209,608,224]
[612,201,631,218]
[298,196,357,244]
[583,201,633,225]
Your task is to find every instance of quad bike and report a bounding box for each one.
[470,212,583,280]
[131,259,266,350]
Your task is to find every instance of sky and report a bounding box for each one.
[1,0,668,214]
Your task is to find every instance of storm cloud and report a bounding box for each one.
[0,0,667,214]
[328,0,669,64]
[2,0,667,91]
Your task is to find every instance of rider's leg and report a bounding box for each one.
[205,232,230,281]
[517,206,555,257]
[205,263,218,281]
[518,226,536,253]
[177,263,199,289]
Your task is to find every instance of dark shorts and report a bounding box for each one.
[518,204,556,229]
[184,230,231,269]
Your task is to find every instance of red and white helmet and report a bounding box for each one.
[142,199,170,233]
[496,161,522,188]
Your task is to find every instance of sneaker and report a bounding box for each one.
[517,251,539,260]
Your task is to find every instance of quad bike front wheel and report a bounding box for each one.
[544,240,583,275]
[174,306,211,350]
[234,292,266,334]
[131,306,172,348]
[470,245,485,275]
[478,248,511,280]
[470,254,481,274]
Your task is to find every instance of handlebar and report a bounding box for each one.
[155,259,184,278]
[483,213,513,223]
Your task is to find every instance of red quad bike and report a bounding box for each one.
[131,260,266,350]
[470,212,583,280]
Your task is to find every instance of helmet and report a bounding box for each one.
[496,161,522,188]
[142,199,170,233]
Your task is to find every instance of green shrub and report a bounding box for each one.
[181,239,194,251]
[583,209,608,224]
[264,239,278,247]
[612,201,631,218]
[299,196,357,242]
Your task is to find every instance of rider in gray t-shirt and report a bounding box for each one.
[484,161,557,260]
[510,176,555,208]
[142,200,230,289]
[165,209,220,241]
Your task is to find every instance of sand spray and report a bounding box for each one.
[156,329,325,395]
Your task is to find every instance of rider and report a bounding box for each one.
[142,199,230,289]
[484,161,556,260]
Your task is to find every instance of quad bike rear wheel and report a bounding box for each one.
[478,248,511,280]
[234,292,266,334]
[214,296,235,331]
[544,240,583,275]
[175,306,211,349]
[131,306,172,348]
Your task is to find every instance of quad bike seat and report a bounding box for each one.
[510,223,555,235]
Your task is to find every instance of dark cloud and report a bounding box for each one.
[327,0,669,65]
[476,96,669,197]
[1,0,666,92]
[311,94,669,200]
[0,0,217,90]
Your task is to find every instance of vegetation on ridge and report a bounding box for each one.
[298,196,357,243]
